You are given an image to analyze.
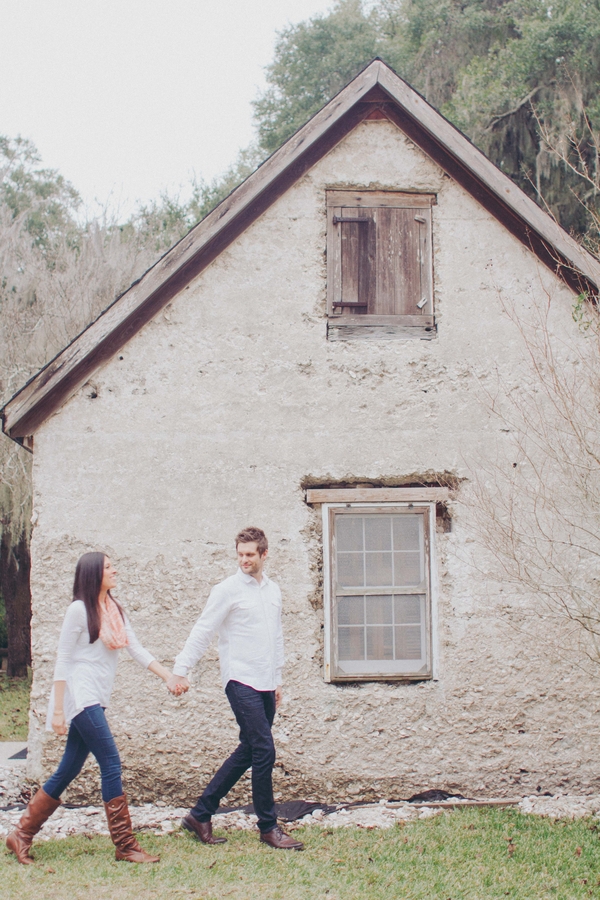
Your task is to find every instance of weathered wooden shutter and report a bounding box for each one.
[375,207,432,316]
[333,208,375,314]
[327,191,435,340]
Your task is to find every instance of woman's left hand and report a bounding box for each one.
[52,711,67,735]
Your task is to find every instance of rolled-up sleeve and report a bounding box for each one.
[173,584,231,677]
[53,602,86,681]
[124,617,155,669]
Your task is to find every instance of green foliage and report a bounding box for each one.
[446,0,600,232]
[0,668,30,739]
[254,0,381,153]
[572,291,595,331]
[250,0,600,241]
[0,135,81,253]
[126,145,266,254]
[252,0,524,153]
[376,0,519,107]
[448,0,600,133]
[187,145,267,221]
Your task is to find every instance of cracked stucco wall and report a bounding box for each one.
[25,119,599,804]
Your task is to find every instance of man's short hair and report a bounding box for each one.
[235,526,268,555]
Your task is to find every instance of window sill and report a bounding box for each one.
[327,315,436,341]
[329,672,433,683]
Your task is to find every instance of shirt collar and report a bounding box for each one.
[237,567,269,587]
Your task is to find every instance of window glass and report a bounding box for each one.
[336,514,424,588]
[331,509,431,679]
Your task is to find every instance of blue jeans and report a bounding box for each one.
[43,704,123,803]
[191,680,277,833]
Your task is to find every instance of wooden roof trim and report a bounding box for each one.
[3,58,600,445]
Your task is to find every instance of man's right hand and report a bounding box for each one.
[167,675,190,696]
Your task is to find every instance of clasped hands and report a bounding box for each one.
[166,674,190,696]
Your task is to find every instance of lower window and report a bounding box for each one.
[323,504,433,681]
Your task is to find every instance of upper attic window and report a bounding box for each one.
[326,190,435,341]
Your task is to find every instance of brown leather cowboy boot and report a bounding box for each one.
[260,825,304,850]
[104,794,160,863]
[6,788,61,864]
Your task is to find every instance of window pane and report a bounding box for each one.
[393,515,421,551]
[366,595,393,624]
[394,552,422,586]
[337,552,364,587]
[339,626,365,660]
[394,595,422,624]
[395,625,423,660]
[336,516,364,551]
[331,508,431,678]
[367,625,394,660]
[365,552,393,586]
[364,516,392,551]
[338,596,364,626]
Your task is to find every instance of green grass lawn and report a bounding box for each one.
[2,808,600,900]
[0,670,31,740]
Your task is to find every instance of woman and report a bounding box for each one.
[7,551,175,865]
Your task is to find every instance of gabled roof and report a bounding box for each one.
[3,59,600,448]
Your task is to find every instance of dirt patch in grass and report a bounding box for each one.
[0,669,31,740]
[3,808,600,899]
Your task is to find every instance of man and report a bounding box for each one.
[167,526,303,850]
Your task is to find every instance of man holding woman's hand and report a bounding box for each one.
[6,526,301,868]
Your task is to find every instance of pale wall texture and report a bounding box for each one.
[26,120,600,804]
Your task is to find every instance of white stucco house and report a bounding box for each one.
[3,60,600,805]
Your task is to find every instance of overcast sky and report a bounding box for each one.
[1,0,336,219]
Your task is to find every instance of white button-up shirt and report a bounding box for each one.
[173,569,284,691]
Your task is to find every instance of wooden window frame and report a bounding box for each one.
[320,499,439,683]
[326,190,436,341]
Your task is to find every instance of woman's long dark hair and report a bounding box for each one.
[73,552,125,643]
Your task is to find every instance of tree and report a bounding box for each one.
[0,137,82,676]
[466,286,600,670]
[0,138,190,676]
[446,0,600,236]
[251,0,600,238]
[129,145,266,250]
[464,98,600,668]
[0,135,81,253]
[254,0,381,153]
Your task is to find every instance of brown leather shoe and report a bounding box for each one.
[6,788,61,864]
[104,794,160,863]
[182,814,227,844]
[260,825,304,850]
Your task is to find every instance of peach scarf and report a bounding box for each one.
[99,594,129,650]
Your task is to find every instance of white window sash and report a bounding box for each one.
[322,501,439,682]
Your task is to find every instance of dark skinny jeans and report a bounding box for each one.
[43,704,123,803]
[191,680,277,833]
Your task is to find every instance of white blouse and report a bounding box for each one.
[45,599,155,730]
